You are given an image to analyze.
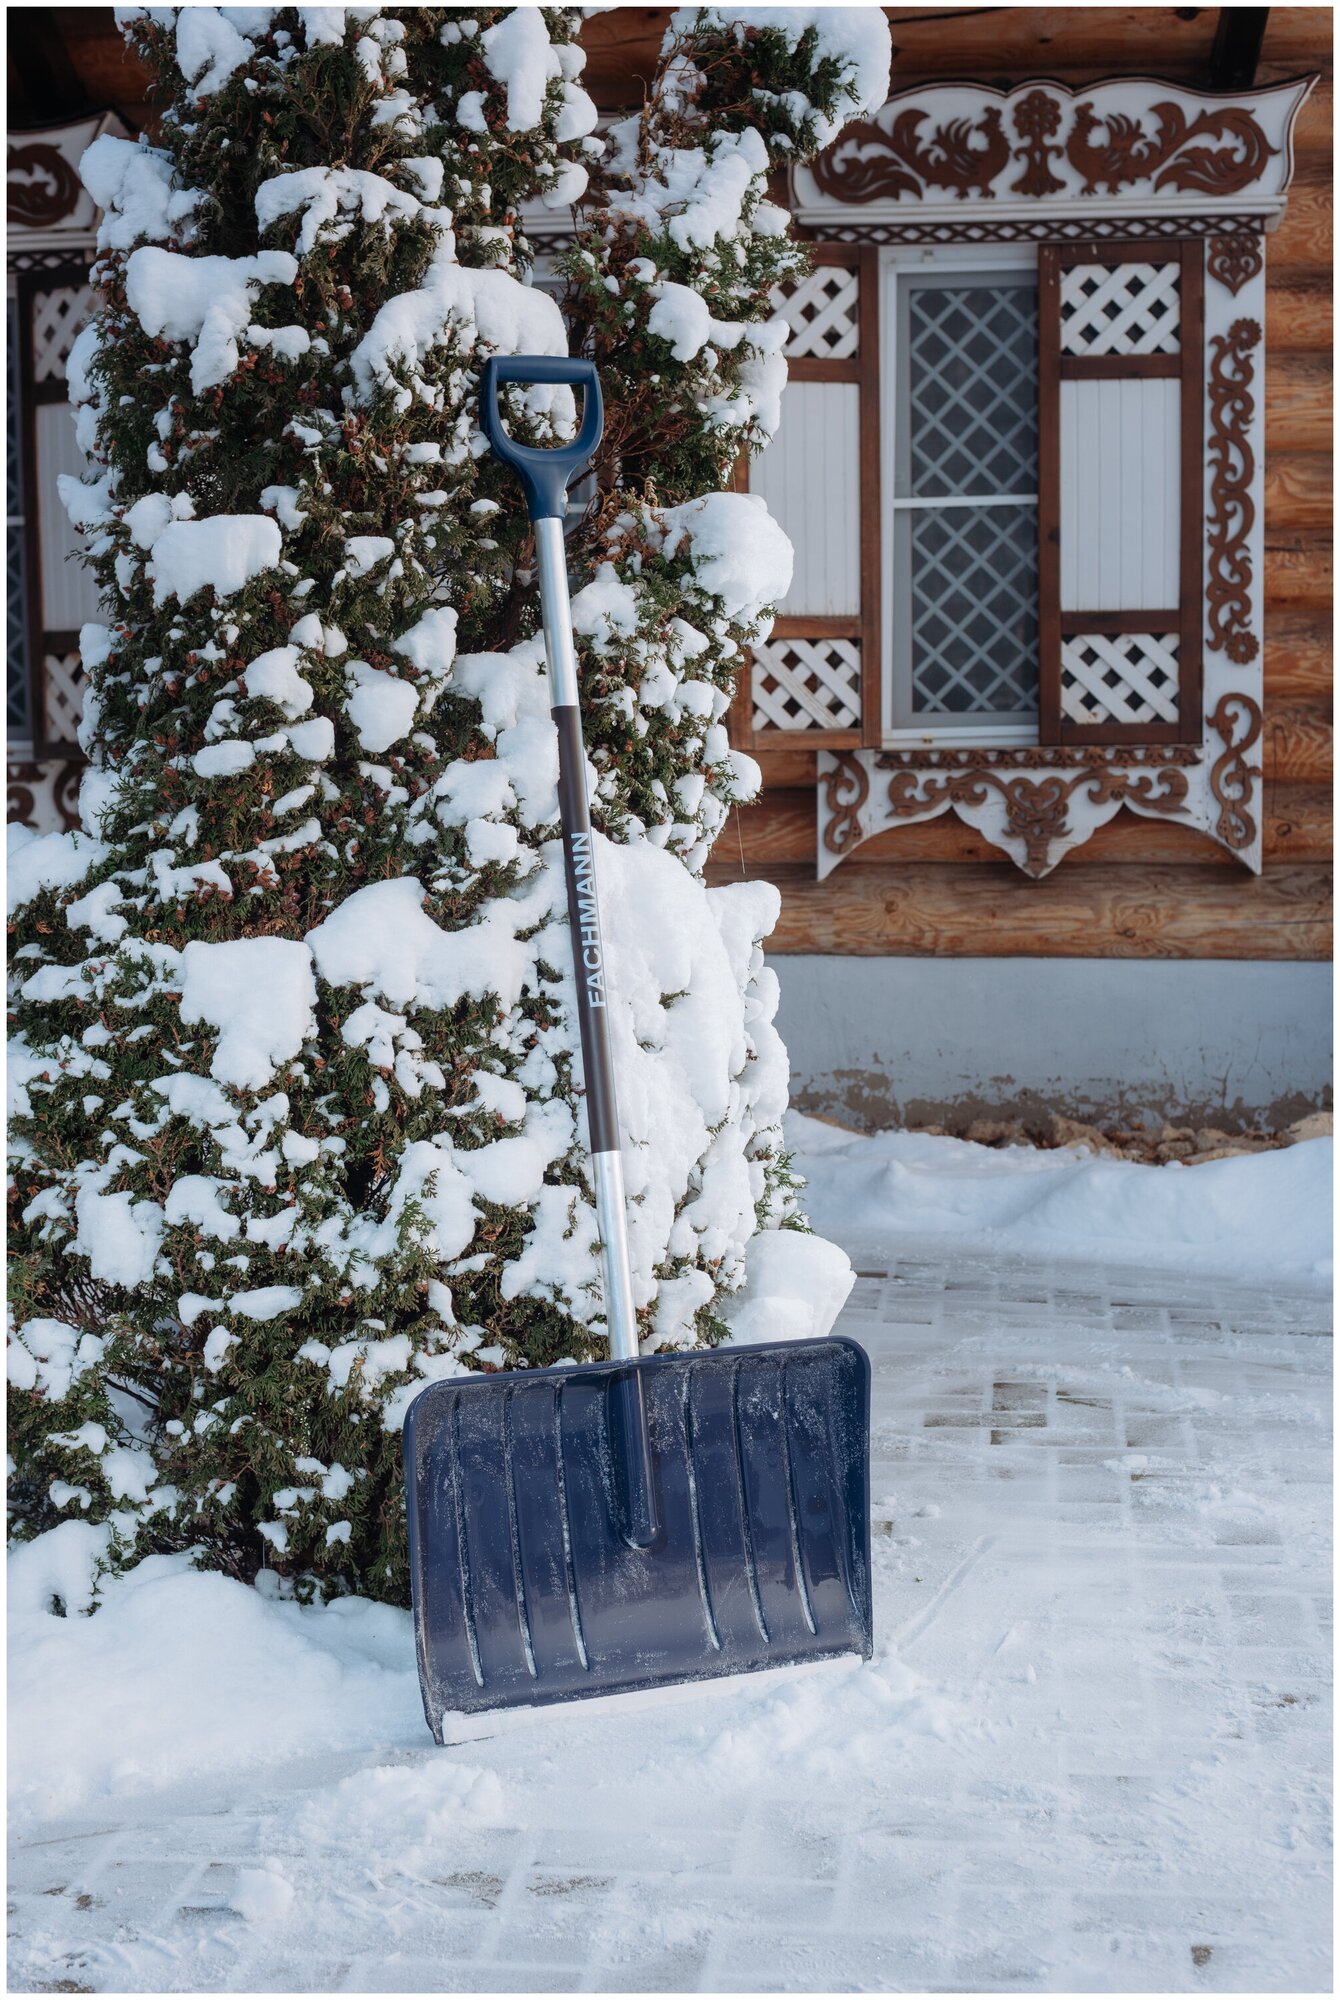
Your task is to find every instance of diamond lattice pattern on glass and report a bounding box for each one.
[893,272,1040,725]
[909,507,1039,715]
[905,283,1039,498]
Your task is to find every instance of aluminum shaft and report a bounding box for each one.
[534,516,640,1369]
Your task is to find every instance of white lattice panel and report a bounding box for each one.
[1061,632,1180,726]
[752,637,861,732]
[31,285,95,384]
[43,651,87,744]
[771,264,859,359]
[1060,262,1181,355]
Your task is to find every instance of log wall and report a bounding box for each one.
[696,7,1334,960]
[24,8,1333,960]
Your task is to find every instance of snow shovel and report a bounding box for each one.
[402,357,872,1733]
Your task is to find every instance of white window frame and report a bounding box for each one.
[880,242,1040,749]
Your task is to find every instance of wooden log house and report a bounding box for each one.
[7,7,1332,1126]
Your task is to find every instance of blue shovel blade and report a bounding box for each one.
[403,1337,872,1733]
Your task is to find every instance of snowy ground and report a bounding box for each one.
[789,1113,1333,1291]
[8,1134,1332,1994]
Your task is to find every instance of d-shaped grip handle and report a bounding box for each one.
[479,355,604,522]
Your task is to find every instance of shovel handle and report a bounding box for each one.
[481,358,658,1548]
[479,356,603,522]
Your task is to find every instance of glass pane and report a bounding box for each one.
[905,503,1039,717]
[902,279,1038,500]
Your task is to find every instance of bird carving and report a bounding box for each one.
[1066,105,1160,194]
[889,105,1011,197]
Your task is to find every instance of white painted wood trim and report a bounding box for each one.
[794,78,1315,229]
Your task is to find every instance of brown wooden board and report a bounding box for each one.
[1265,352,1334,446]
[1037,247,1063,745]
[738,860,1332,961]
[1036,239,1204,749]
[1265,272,1334,352]
[1264,451,1333,530]
[1263,609,1334,702]
[857,245,882,747]
[1264,534,1332,612]
[1261,704,1333,783]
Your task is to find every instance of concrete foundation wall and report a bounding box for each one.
[773,957,1333,1133]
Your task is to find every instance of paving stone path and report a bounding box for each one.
[9,1241,1332,1993]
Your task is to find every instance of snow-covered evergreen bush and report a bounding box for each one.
[8,5,890,1602]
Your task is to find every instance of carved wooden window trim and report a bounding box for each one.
[7,114,123,806]
[1037,239,1204,749]
[16,262,94,760]
[730,73,1317,879]
[734,243,881,752]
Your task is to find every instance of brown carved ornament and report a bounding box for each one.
[881,762,1189,878]
[811,89,1279,207]
[820,750,870,855]
[7,758,83,833]
[811,105,1010,203]
[1066,102,1276,197]
[1207,233,1265,296]
[1208,693,1263,852]
[1010,90,1067,197]
[1206,318,1262,665]
[7,142,83,228]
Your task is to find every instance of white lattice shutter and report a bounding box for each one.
[19,268,99,754]
[1038,241,1203,746]
[736,244,880,748]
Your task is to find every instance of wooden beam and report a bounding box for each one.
[8,10,89,126]
[1264,353,1333,455]
[1208,6,1270,90]
[578,8,670,110]
[1264,533,1331,613]
[884,7,1221,87]
[1264,452,1332,534]
[1267,165,1332,270]
[59,7,153,134]
[1262,702,1332,783]
[1263,608,1334,704]
[741,860,1332,960]
[1266,270,1333,353]
[1258,6,1333,73]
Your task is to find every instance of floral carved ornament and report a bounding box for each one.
[822,749,1195,879]
[801,77,1304,880]
[806,79,1305,210]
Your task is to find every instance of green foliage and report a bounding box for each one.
[8,4,881,1605]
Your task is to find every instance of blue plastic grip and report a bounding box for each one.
[479,356,604,521]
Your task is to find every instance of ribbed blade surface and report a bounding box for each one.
[404,1338,872,1731]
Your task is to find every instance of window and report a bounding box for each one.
[747,237,1205,757]
[7,293,29,743]
[776,74,1306,878]
[886,254,1039,740]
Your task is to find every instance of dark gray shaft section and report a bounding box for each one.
[553,702,619,1159]
[404,1337,873,1728]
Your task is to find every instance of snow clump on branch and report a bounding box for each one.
[9,5,889,1605]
